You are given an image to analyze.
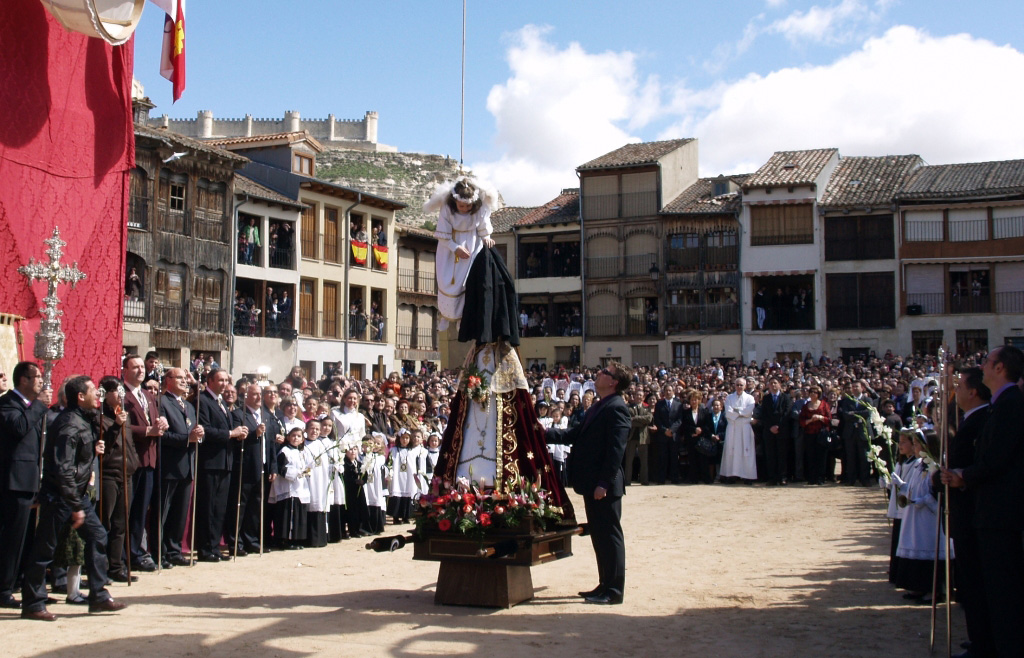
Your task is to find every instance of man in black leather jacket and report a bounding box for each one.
[20,375,127,621]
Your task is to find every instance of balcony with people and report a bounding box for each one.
[232,278,295,338]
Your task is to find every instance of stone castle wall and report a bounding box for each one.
[149,110,392,151]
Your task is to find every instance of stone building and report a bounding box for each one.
[208,132,405,380]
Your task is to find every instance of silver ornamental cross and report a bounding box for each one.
[17,227,86,389]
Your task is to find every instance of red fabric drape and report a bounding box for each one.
[0,1,133,384]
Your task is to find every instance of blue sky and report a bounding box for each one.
[132,1,1024,205]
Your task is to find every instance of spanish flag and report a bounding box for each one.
[373,245,389,270]
[154,0,186,102]
[351,240,368,266]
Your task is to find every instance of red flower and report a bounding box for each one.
[479,513,492,527]
[452,493,463,503]
[463,504,474,515]
[419,498,430,508]
[438,519,452,532]
[468,376,481,388]
[463,493,476,506]
[494,505,505,515]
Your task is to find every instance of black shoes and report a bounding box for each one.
[167,555,191,567]
[584,592,623,605]
[0,596,20,609]
[132,556,158,572]
[197,553,221,563]
[108,570,138,583]
[578,586,604,598]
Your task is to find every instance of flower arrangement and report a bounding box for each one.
[414,476,564,539]
[459,364,490,411]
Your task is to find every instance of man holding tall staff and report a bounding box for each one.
[158,369,203,567]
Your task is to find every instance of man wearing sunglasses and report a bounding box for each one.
[546,362,632,605]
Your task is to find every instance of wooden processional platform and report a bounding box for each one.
[413,524,579,608]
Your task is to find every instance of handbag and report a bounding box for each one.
[817,428,844,453]
[695,435,718,457]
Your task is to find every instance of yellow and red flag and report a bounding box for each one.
[373,245,389,270]
[153,0,186,102]
[351,240,368,266]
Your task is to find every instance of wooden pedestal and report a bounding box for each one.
[413,525,578,608]
[435,561,534,608]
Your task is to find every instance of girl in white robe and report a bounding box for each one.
[362,435,388,534]
[269,428,310,549]
[894,429,951,599]
[388,429,417,524]
[425,176,498,330]
[886,431,914,584]
[409,429,429,497]
[303,419,331,547]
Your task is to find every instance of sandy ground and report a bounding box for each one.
[6,482,963,657]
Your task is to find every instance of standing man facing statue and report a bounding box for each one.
[546,362,632,605]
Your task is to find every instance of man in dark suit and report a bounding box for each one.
[649,384,682,484]
[0,362,51,609]
[196,368,248,562]
[122,354,168,572]
[837,381,874,486]
[546,361,632,605]
[225,383,266,556]
[760,376,792,486]
[260,384,285,550]
[943,345,1024,657]
[158,369,203,567]
[788,388,807,482]
[936,367,992,657]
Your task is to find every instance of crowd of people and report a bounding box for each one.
[1,346,1021,649]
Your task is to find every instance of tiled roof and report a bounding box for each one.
[491,206,534,234]
[134,123,249,164]
[395,224,436,240]
[819,155,923,208]
[744,148,838,188]
[235,175,307,209]
[662,175,750,214]
[577,138,695,171]
[897,159,1024,200]
[516,189,580,227]
[207,131,325,153]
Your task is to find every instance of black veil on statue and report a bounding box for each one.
[457,247,520,346]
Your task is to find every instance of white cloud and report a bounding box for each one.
[477,25,1024,207]
[766,0,870,45]
[663,26,1024,176]
[472,25,654,206]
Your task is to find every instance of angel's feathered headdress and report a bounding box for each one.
[422,175,502,214]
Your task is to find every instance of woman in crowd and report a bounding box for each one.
[799,385,832,486]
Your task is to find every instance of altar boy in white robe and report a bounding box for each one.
[721,378,757,483]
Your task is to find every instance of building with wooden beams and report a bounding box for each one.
[125,107,249,368]
[816,154,923,362]
[576,138,699,367]
[896,159,1024,355]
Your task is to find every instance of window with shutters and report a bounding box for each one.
[322,281,339,338]
[826,272,895,329]
[299,278,316,336]
[825,215,894,260]
[301,204,318,260]
[749,204,813,246]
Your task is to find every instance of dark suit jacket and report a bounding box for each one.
[701,410,728,442]
[676,405,709,445]
[123,384,160,468]
[837,395,873,443]
[962,385,1024,531]
[262,406,284,475]
[942,405,989,534]
[547,394,631,497]
[159,392,197,481]
[759,392,792,438]
[651,397,683,441]
[197,390,234,472]
[0,390,47,493]
[230,406,265,482]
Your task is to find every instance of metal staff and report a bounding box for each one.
[189,436,199,567]
[156,429,162,573]
[259,430,265,557]
[929,346,952,656]
[117,385,132,587]
[233,432,246,561]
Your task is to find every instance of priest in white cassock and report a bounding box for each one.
[721,378,757,482]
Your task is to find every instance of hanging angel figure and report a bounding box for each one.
[422,175,574,522]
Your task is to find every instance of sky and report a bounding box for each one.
[132,0,1024,206]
